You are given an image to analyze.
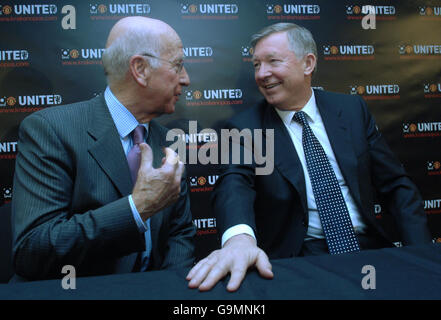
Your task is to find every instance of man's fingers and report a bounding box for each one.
[225,251,272,291]
[163,147,180,165]
[255,251,274,279]
[139,143,153,168]
[226,265,248,292]
[186,240,273,292]
[160,148,184,190]
[187,257,218,289]
[175,160,184,182]
[198,263,230,292]
[187,251,231,291]
[186,257,208,280]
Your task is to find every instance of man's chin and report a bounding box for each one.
[164,104,176,114]
[263,95,281,108]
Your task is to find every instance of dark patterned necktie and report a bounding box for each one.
[127,125,145,185]
[293,111,360,254]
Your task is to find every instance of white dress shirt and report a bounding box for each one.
[222,89,367,246]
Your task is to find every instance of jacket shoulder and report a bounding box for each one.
[227,99,267,130]
[315,89,360,103]
[21,95,100,127]
[316,89,366,106]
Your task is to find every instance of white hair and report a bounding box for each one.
[102,27,164,84]
[251,23,317,73]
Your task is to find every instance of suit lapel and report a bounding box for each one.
[145,120,165,258]
[263,104,308,212]
[314,90,362,208]
[146,120,165,169]
[87,95,133,197]
[86,95,137,273]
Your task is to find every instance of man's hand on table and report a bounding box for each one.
[186,234,274,292]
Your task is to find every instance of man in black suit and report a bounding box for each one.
[12,17,195,280]
[186,23,431,291]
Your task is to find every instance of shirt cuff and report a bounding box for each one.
[221,224,256,247]
[128,194,149,233]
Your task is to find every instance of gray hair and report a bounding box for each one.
[102,27,164,85]
[251,23,317,72]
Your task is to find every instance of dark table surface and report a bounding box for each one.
[1,243,440,300]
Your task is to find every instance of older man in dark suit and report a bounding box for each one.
[186,22,431,292]
[11,16,195,280]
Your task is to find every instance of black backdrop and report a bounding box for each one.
[0,0,440,260]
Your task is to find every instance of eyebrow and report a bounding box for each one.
[252,53,277,63]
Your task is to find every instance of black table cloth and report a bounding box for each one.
[1,243,440,300]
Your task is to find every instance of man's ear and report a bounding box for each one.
[129,55,150,87]
[303,53,316,76]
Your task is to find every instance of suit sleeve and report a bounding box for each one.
[12,113,144,280]
[211,122,259,239]
[359,96,432,245]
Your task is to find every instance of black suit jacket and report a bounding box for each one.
[212,89,431,259]
[12,95,195,280]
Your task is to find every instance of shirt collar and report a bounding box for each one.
[275,88,318,126]
[104,86,149,139]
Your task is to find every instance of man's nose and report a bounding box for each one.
[255,64,270,81]
[179,66,190,86]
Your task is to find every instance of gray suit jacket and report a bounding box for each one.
[11,95,195,280]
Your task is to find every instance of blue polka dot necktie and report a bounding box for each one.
[293,111,360,254]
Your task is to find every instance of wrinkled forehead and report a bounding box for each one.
[161,33,184,58]
[252,32,291,60]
